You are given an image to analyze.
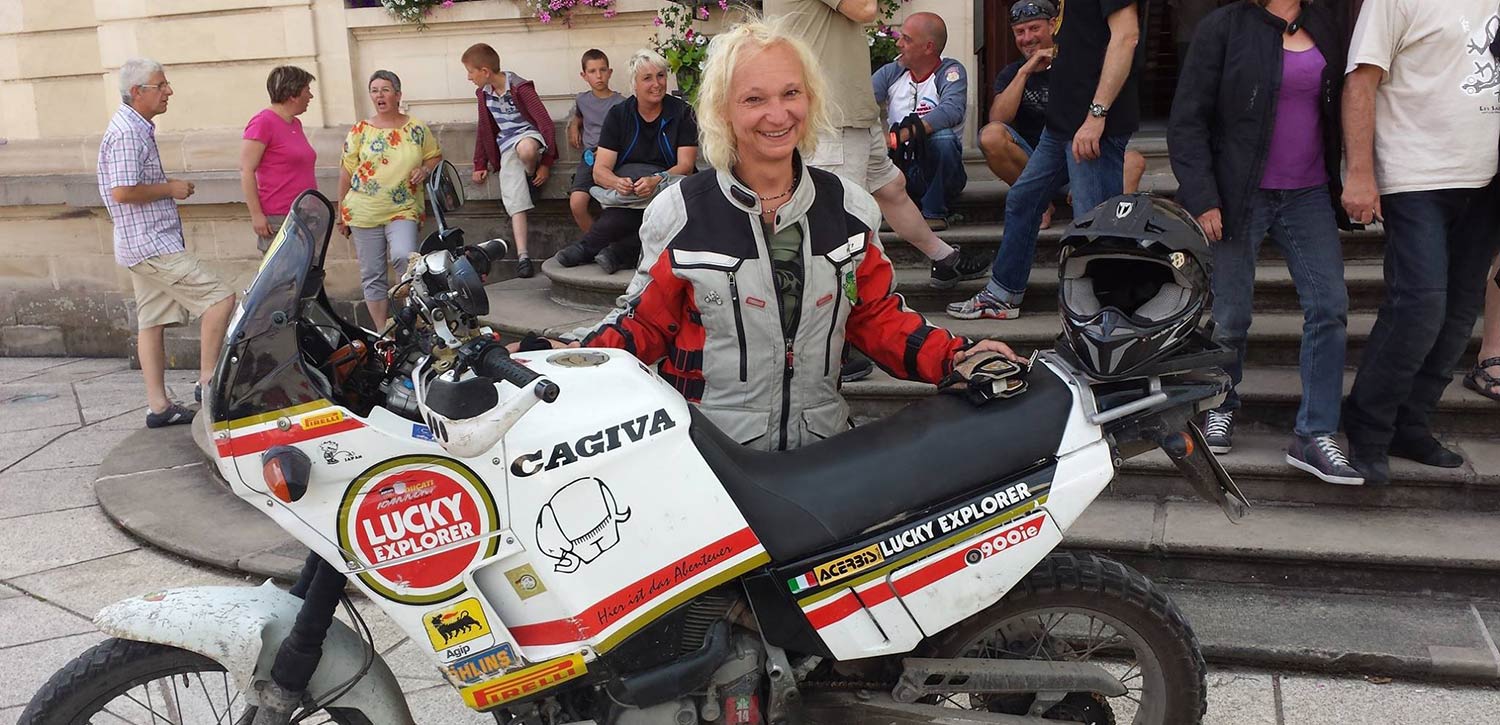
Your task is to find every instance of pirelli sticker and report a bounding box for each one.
[461,653,587,711]
[788,544,884,593]
[302,410,345,430]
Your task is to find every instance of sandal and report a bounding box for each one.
[1463,357,1500,402]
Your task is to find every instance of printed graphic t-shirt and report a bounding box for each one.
[1348,0,1500,194]
[243,108,318,216]
[339,118,442,228]
[993,61,1051,148]
[1046,0,1146,137]
[883,68,942,128]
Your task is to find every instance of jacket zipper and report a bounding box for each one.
[727,271,748,382]
[823,278,843,377]
[771,223,804,451]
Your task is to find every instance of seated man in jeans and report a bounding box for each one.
[872,12,968,230]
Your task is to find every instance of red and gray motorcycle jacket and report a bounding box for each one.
[580,159,970,451]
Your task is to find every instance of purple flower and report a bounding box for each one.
[653,15,663,25]
[718,0,728,8]
[603,8,616,16]
[696,6,710,20]
[539,10,551,21]
[441,0,453,6]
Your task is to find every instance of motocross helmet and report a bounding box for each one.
[1057,194,1211,381]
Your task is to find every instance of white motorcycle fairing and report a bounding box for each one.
[94,581,415,724]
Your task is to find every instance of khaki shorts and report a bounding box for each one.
[807,126,902,193]
[498,131,547,215]
[255,213,288,254]
[129,252,234,330]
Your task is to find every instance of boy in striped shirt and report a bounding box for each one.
[464,43,558,278]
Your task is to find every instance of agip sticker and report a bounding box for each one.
[422,597,495,660]
[337,456,501,605]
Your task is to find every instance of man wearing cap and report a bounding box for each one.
[872,12,970,229]
[950,0,1147,321]
[977,0,1146,230]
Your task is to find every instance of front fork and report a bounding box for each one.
[254,554,352,724]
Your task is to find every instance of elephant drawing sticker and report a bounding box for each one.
[534,477,632,573]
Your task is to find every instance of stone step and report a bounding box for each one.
[878,222,1389,266]
[845,366,1497,437]
[484,282,1485,373]
[541,255,1394,315]
[1114,429,1500,512]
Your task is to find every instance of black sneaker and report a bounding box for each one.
[930,246,991,290]
[1202,410,1234,454]
[1349,444,1391,486]
[516,257,535,278]
[840,354,873,383]
[595,249,624,275]
[554,243,593,268]
[1389,435,1464,468]
[146,402,195,429]
[1286,434,1365,486]
[194,383,202,403]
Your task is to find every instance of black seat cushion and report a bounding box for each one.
[691,366,1074,562]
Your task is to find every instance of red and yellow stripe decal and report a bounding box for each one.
[211,400,365,458]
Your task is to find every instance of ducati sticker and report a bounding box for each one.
[447,643,520,684]
[461,653,587,710]
[423,597,493,654]
[791,544,884,592]
[336,456,500,605]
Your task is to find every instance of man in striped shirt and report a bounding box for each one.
[97,57,236,428]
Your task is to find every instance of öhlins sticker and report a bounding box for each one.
[789,544,884,593]
[461,653,587,710]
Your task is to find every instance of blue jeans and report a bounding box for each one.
[1212,187,1348,437]
[905,129,967,219]
[1345,182,1500,449]
[987,127,1129,302]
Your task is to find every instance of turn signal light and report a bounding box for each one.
[261,445,312,503]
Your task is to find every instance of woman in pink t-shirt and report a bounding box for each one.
[240,66,320,253]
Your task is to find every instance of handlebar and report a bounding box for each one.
[469,341,559,403]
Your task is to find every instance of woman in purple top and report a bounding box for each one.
[240,66,319,253]
[1168,0,1361,485]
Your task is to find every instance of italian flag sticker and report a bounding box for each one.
[787,571,818,593]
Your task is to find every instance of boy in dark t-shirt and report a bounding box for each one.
[951,0,1149,321]
[977,0,1144,229]
[565,49,625,235]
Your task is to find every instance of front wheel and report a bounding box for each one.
[19,637,373,725]
[922,551,1208,725]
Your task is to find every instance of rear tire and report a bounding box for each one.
[923,551,1208,725]
[19,637,373,725]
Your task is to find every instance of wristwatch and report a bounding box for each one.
[1088,103,1109,118]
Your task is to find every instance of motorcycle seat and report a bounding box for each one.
[690,365,1075,562]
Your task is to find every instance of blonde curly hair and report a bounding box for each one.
[695,17,833,172]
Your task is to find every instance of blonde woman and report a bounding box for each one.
[336,70,442,327]
[564,20,1019,451]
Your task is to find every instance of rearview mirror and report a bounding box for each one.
[428,160,465,214]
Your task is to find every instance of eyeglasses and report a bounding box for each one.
[137,81,172,91]
[1009,1,1054,24]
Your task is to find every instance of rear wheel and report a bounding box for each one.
[922,551,1207,725]
[19,637,373,725]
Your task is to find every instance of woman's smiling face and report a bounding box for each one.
[727,42,809,168]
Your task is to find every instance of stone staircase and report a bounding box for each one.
[479,140,1500,614]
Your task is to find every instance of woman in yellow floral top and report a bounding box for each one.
[337,69,442,327]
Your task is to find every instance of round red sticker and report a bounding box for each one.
[339,456,500,605]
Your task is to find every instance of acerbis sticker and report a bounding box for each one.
[789,544,884,593]
[447,643,520,684]
[423,597,493,653]
[461,653,587,710]
[336,456,501,605]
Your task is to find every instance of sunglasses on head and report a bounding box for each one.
[1010,1,1053,24]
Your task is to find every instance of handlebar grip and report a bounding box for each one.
[474,345,559,403]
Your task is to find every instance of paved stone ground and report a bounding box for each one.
[1,356,1496,724]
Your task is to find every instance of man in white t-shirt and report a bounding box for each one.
[1341,0,1500,485]
[871,12,969,228]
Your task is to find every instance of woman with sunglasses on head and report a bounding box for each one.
[1168,0,1359,484]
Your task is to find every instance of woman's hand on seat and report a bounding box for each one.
[955,340,1025,365]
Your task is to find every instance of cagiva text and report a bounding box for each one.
[510,409,676,477]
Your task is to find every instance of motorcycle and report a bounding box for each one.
[21,162,1248,725]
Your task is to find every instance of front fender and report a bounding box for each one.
[95,581,416,724]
